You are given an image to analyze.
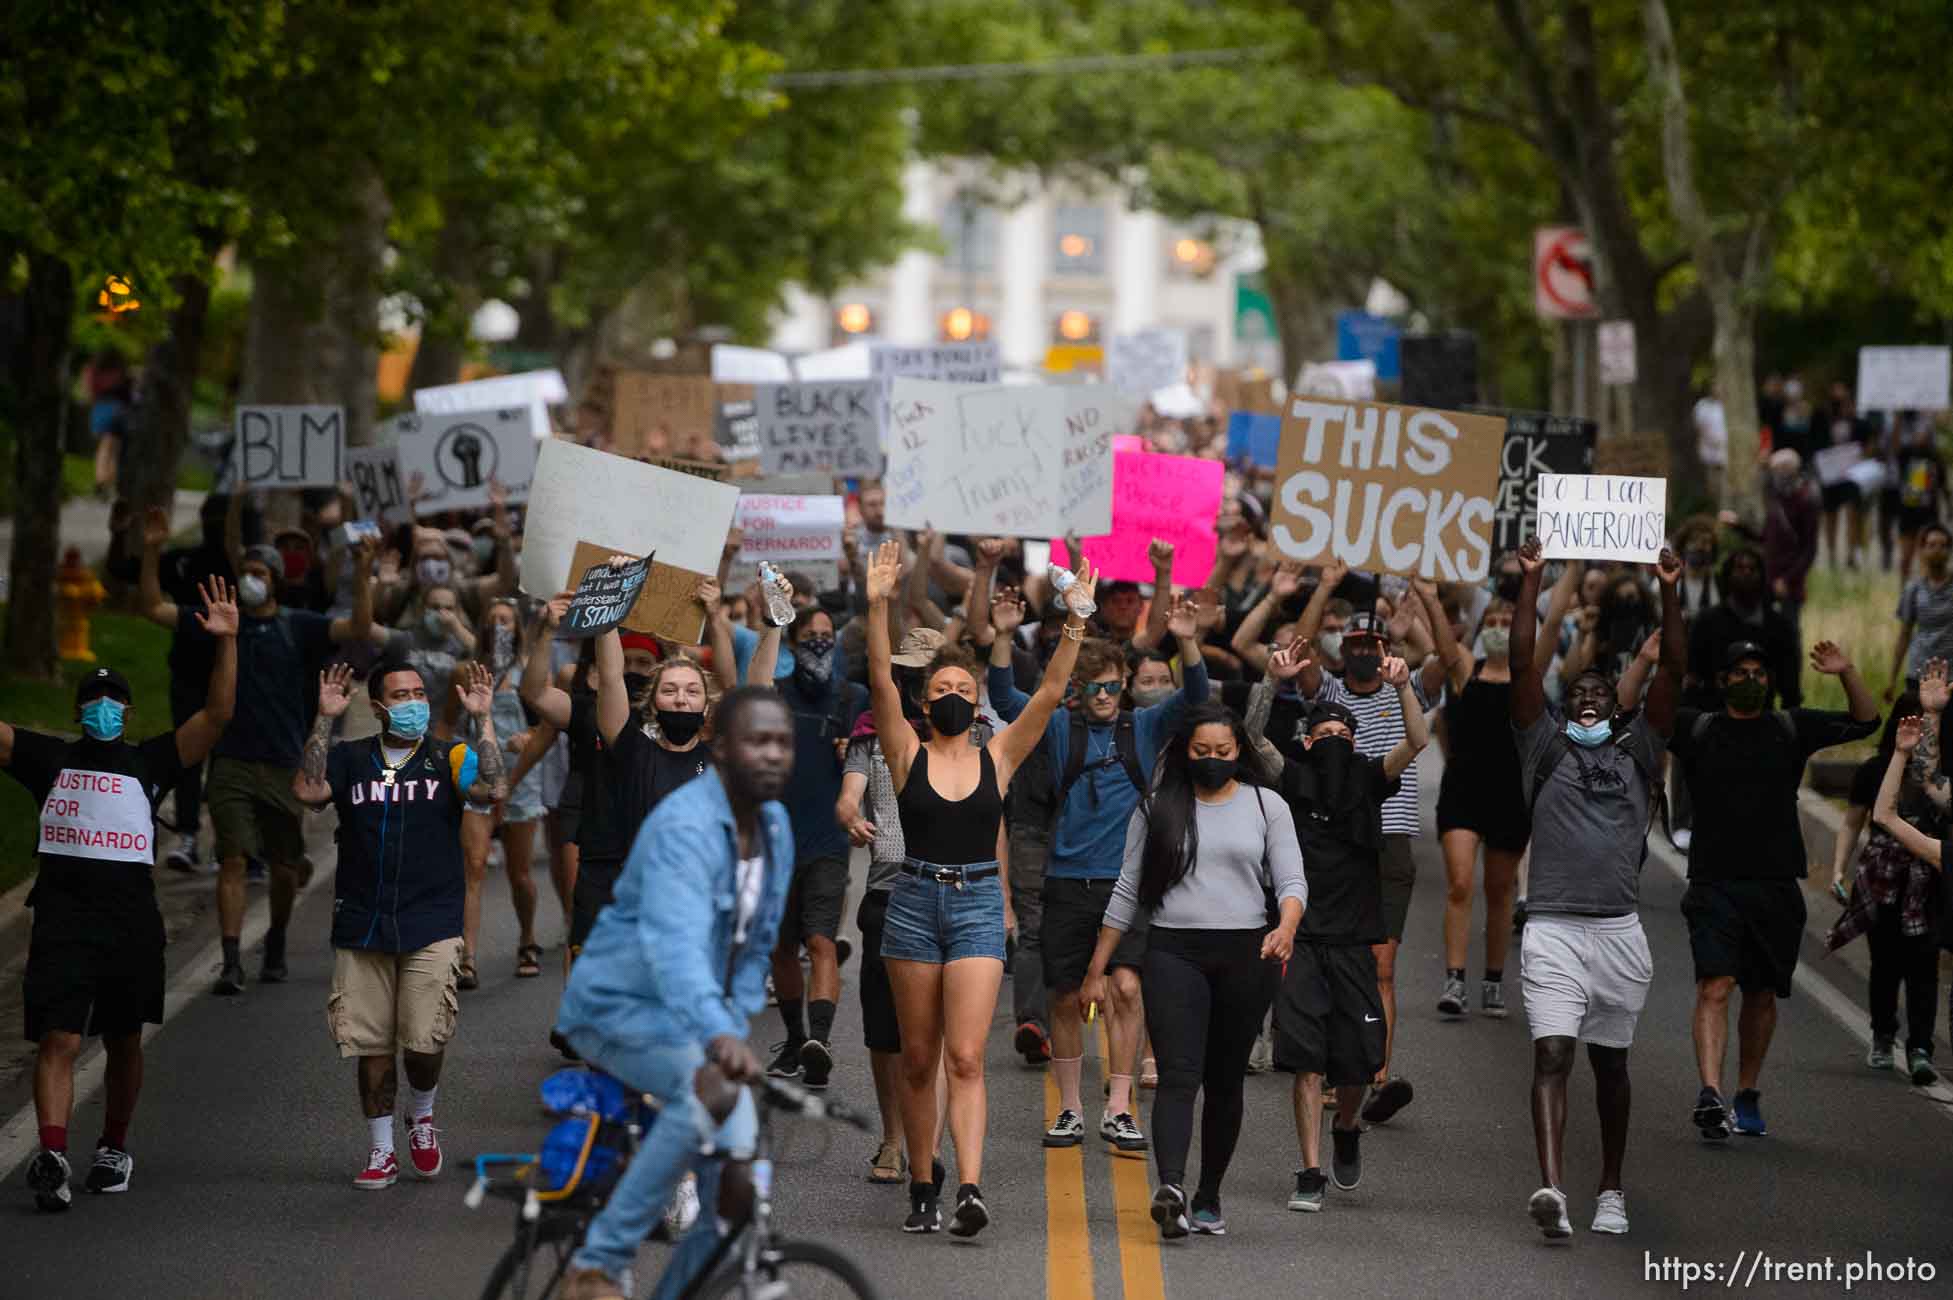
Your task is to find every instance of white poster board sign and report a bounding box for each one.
[884,379,1067,538]
[1813,443,1864,488]
[755,381,882,477]
[395,408,537,515]
[1536,473,1667,563]
[869,342,1003,386]
[1059,388,1135,537]
[1108,329,1189,397]
[1857,346,1951,411]
[1294,360,1378,401]
[520,440,740,594]
[412,369,565,437]
[711,344,795,384]
[231,406,344,489]
[734,494,845,590]
[1598,320,1637,386]
[793,342,875,381]
[343,446,410,526]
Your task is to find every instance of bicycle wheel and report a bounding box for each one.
[480,1231,577,1300]
[694,1238,880,1300]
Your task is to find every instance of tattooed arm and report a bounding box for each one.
[455,662,507,804]
[293,664,355,808]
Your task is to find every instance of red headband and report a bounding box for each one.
[618,632,661,658]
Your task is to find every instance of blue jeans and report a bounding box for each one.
[564,1030,758,1297]
[878,861,1006,964]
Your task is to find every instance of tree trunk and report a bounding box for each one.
[317,169,390,446]
[122,268,215,521]
[512,247,563,354]
[2,252,74,678]
[242,251,326,406]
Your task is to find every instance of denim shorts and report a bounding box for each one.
[878,860,1006,965]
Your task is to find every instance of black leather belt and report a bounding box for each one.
[899,861,999,884]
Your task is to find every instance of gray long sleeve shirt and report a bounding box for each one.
[1105,785,1307,933]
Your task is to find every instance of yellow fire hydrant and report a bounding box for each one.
[56,547,106,663]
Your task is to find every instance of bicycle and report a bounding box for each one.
[471,1068,882,1300]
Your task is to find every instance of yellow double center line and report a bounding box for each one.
[1044,1024,1167,1300]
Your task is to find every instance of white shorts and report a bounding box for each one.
[1521,913,1653,1050]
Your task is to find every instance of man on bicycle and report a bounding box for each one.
[558,686,796,1300]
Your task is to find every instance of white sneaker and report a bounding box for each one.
[1591,1189,1629,1235]
[1043,1109,1084,1147]
[1247,1031,1274,1074]
[665,1172,701,1235]
[1528,1186,1572,1240]
[164,833,198,873]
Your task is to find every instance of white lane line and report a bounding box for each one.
[1643,834,1953,1122]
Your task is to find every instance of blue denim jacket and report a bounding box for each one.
[556,768,794,1047]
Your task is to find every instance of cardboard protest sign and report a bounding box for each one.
[520,441,739,596]
[611,373,718,458]
[344,446,410,526]
[869,343,1002,386]
[413,370,564,437]
[1594,430,1670,479]
[755,381,882,477]
[231,406,345,489]
[1059,388,1135,538]
[714,384,762,463]
[1108,329,1188,397]
[1226,412,1282,469]
[645,456,730,483]
[1051,450,1223,587]
[395,408,536,515]
[883,381,1068,538]
[1857,346,1951,411]
[1536,473,1668,563]
[565,541,711,645]
[734,494,845,590]
[1270,398,1505,581]
[561,548,651,638]
[1813,443,1864,487]
[1481,410,1597,554]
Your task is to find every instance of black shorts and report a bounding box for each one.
[1680,878,1807,998]
[1378,836,1417,942]
[856,890,900,1054]
[780,854,848,947]
[25,892,165,1042]
[1899,505,1940,536]
[569,856,624,956]
[1821,480,1861,513]
[1435,769,1531,855]
[1041,878,1146,991]
[1271,942,1385,1086]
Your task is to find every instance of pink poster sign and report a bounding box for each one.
[1052,449,1223,587]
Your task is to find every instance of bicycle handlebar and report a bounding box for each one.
[755,1074,876,1133]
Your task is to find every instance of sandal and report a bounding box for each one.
[516,944,544,979]
[1830,879,1850,906]
[457,954,480,991]
[867,1139,906,1185]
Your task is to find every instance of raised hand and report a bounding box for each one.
[1268,640,1313,682]
[991,586,1027,635]
[1921,658,1950,714]
[541,592,573,630]
[1387,600,1416,644]
[1064,557,1099,616]
[194,576,240,638]
[1270,560,1305,599]
[607,553,636,571]
[1896,714,1925,754]
[1638,628,1662,664]
[1808,640,1852,677]
[723,526,744,559]
[1166,594,1200,641]
[317,663,357,719]
[1319,556,1350,590]
[1655,546,1682,587]
[1380,654,1411,688]
[488,478,511,536]
[1148,538,1176,573]
[457,661,495,719]
[1518,537,1545,573]
[142,505,172,550]
[841,522,859,563]
[978,537,1008,566]
[865,539,901,603]
[694,578,721,607]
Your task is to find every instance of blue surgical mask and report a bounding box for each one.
[386,700,430,740]
[1565,718,1612,748]
[81,697,126,741]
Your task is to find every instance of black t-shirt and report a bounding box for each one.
[567,699,713,862]
[206,607,335,766]
[1672,707,1879,880]
[1275,747,1398,944]
[326,736,472,951]
[7,729,183,922]
[1222,680,1309,762]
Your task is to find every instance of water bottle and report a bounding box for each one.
[1050,566,1095,618]
[758,562,795,627]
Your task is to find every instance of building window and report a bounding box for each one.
[1052,204,1106,275]
[1052,310,1101,344]
[940,194,997,276]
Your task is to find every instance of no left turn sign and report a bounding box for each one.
[1534,226,1598,320]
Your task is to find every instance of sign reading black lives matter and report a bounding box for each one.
[1473,409,1597,554]
[395,407,537,515]
[562,549,651,638]
[755,380,882,477]
[231,405,345,489]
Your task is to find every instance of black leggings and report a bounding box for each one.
[1868,904,1940,1056]
[1141,927,1273,1202]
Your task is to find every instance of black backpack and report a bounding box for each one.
[1060,711,1147,805]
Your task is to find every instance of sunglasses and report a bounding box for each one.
[1078,682,1122,699]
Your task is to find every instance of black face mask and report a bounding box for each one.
[1190,756,1238,790]
[622,672,652,700]
[928,694,976,737]
[1343,649,1381,683]
[1307,733,1356,809]
[656,709,705,745]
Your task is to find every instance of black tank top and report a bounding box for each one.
[897,743,1004,866]
[1442,663,1522,785]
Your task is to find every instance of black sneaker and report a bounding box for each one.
[799,1039,833,1090]
[1330,1126,1362,1191]
[766,1040,804,1079]
[85,1145,133,1194]
[1360,1076,1413,1126]
[1287,1168,1326,1213]
[1150,1182,1189,1239]
[27,1148,72,1212]
[549,1029,582,1063]
[260,954,288,984]
[1693,1085,1730,1141]
[836,937,853,968]
[932,1156,946,1198]
[216,961,246,996]
[948,1183,989,1238]
[1014,1021,1051,1066]
[903,1181,941,1234]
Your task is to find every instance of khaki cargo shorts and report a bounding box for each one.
[326,937,463,1058]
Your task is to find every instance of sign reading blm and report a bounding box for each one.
[1270,398,1504,581]
[232,406,344,489]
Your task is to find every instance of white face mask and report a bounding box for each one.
[1318,631,1344,660]
[238,575,270,608]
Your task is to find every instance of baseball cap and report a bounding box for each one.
[76,666,132,707]
[1306,701,1359,737]
[1343,611,1385,642]
[891,627,946,668]
[240,543,282,575]
[1721,640,1768,671]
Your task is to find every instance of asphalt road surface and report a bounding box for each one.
[6,770,1952,1300]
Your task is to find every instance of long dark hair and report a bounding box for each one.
[1136,701,1258,910]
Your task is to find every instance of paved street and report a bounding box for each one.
[6,768,1952,1300]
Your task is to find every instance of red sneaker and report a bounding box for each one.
[353,1147,398,1190]
[407,1117,443,1179]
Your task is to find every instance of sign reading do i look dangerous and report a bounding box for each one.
[1536,473,1668,563]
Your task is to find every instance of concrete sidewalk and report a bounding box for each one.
[0,490,208,596]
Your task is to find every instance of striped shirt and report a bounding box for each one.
[1304,674,1430,837]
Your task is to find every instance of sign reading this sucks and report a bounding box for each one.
[1270,398,1504,581]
